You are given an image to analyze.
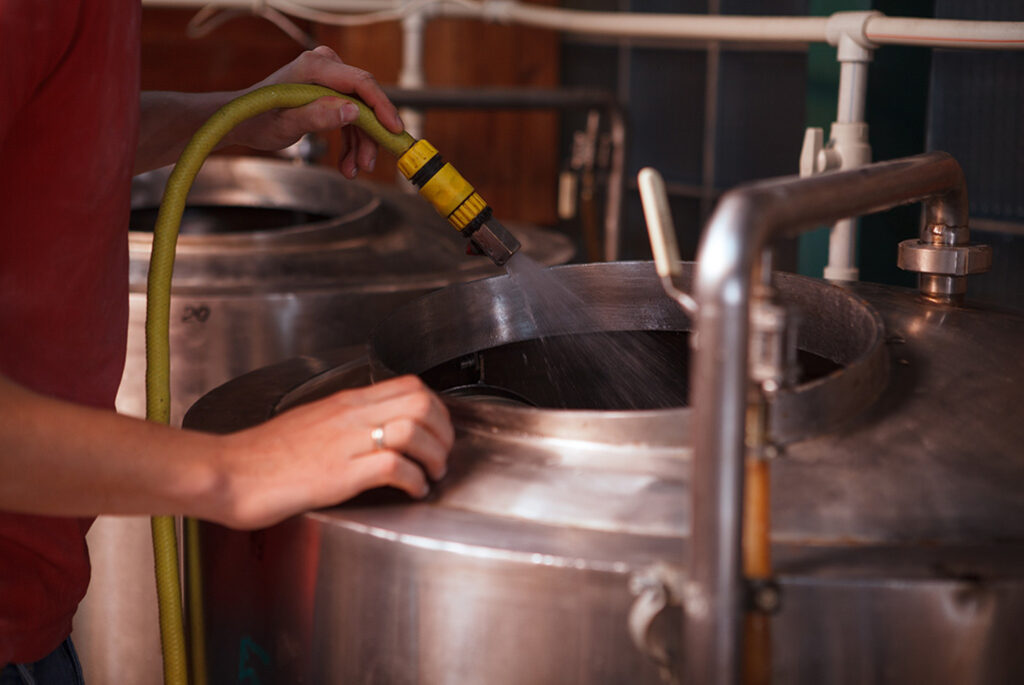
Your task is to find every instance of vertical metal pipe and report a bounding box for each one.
[685,152,967,685]
[687,194,756,685]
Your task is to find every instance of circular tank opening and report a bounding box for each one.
[422,330,842,410]
[130,205,335,235]
[368,262,888,442]
[128,157,382,246]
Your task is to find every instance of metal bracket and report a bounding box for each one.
[628,563,686,684]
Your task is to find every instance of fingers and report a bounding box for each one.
[327,375,453,479]
[240,47,402,173]
[296,48,404,133]
[295,98,374,179]
[346,451,431,500]
[311,45,344,64]
[331,375,446,413]
[369,417,449,481]
[299,96,360,135]
[362,393,451,446]
[216,375,453,528]
[355,128,378,174]
[337,125,359,179]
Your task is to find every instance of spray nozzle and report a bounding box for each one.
[397,139,521,267]
[465,217,521,266]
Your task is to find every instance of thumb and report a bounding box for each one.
[337,100,361,127]
[295,97,360,133]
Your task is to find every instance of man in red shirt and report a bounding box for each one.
[0,2,453,680]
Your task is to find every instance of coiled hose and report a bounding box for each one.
[145,84,414,685]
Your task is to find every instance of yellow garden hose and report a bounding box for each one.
[145,84,416,685]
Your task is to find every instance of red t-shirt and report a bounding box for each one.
[0,0,140,663]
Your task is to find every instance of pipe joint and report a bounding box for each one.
[826,11,881,61]
[830,122,871,169]
[800,123,871,177]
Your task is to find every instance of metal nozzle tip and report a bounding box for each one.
[469,219,521,267]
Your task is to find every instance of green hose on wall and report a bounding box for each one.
[145,84,415,685]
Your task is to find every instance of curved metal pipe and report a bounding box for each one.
[685,151,968,685]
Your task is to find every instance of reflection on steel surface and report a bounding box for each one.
[73,157,573,685]
[185,260,1024,684]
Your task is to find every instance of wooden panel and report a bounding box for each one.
[141,9,307,92]
[421,13,560,226]
[140,5,560,226]
[311,22,403,186]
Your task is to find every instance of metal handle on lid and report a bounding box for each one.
[639,167,697,316]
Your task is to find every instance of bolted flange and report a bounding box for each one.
[898,222,992,301]
[897,240,992,277]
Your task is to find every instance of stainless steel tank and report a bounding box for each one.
[119,156,573,426]
[72,157,573,685]
[184,257,1024,684]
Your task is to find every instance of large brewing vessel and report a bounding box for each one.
[185,257,1024,683]
[72,156,573,684]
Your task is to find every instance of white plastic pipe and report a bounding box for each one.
[865,16,1024,49]
[141,1,1024,51]
[825,53,871,281]
[494,4,828,42]
[398,9,427,140]
[836,60,869,124]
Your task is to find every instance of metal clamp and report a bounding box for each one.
[749,295,800,395]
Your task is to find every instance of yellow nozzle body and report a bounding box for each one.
[398,139,487,231]
[397,139,520,265]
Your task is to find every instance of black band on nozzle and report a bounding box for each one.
[458,205,493,237]
[410,153,445,188]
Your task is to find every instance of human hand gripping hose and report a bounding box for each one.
[146,83,520,685]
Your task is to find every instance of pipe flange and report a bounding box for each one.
[897,240,992,277]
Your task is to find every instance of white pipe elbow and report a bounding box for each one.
[826,11,881,62]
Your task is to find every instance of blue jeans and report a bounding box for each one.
[0,639,84,685]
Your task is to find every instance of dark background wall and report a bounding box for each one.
[927,0,1024,310]
[560,0,1021,310]
[560,0,810,263]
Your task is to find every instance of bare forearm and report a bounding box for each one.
[134,48,405,178]
[0,372,453,531]
[0,374,225,520]
[136,90,241,174]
